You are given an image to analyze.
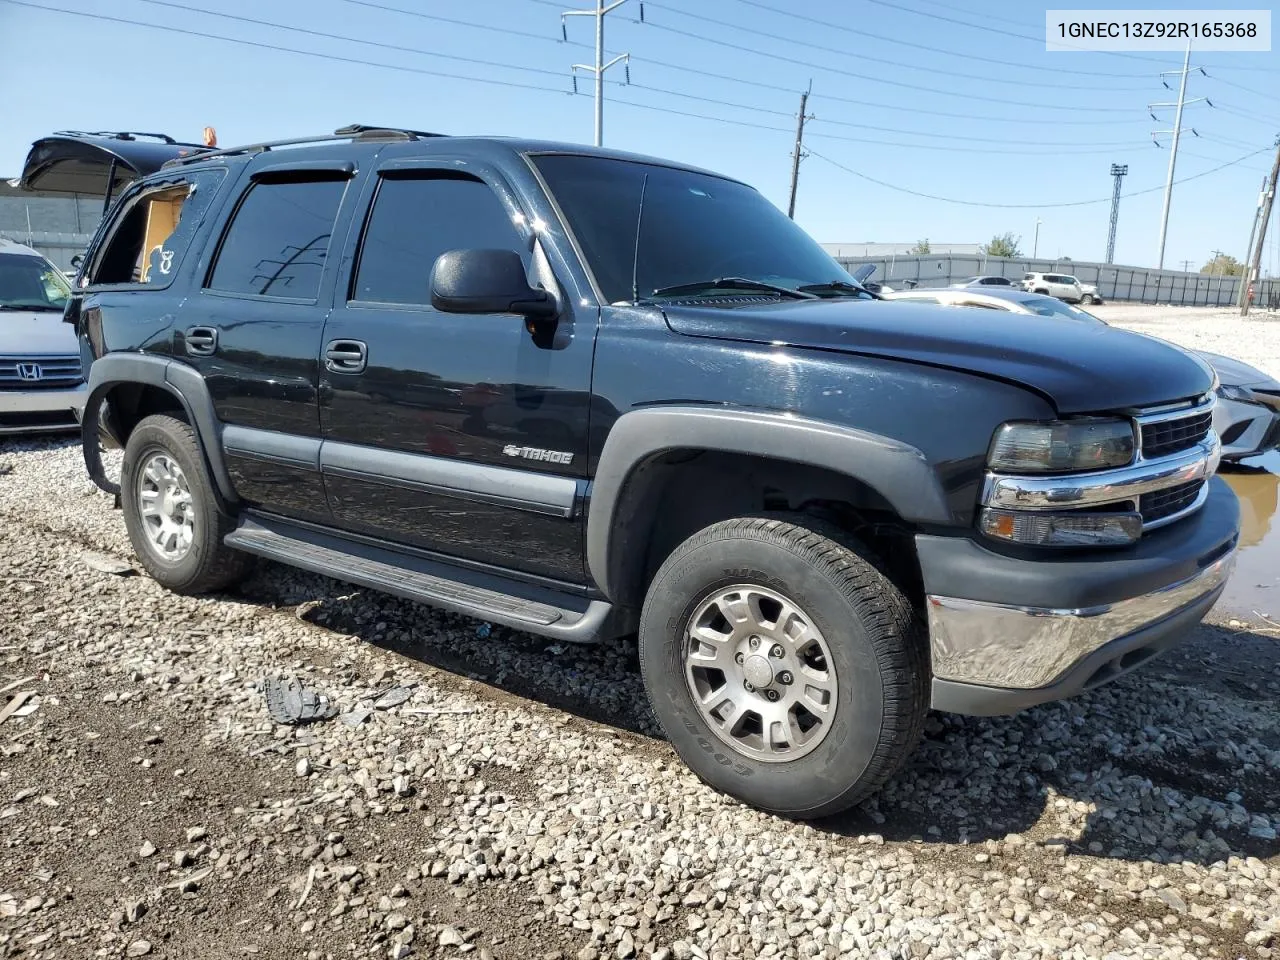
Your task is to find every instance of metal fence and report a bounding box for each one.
[832,253,1280,309]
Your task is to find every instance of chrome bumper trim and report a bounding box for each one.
[926,545,1236,689]
[982,434,1221,511]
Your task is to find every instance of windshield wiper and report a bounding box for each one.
[647,277,817,300]
[0,303,64,312]
[796,280,877,298]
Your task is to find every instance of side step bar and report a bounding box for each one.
[225,515,615,643]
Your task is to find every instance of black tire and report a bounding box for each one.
[120,414,252,594]
[638,515,928,818]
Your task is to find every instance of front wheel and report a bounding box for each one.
[638,516,928,818]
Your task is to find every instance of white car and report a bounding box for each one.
[1020,271,1102,304]
[0,238,85,435]
[883,287,1279,461]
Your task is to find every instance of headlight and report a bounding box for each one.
[1216,383,1255,403]
[988,419,1135,474]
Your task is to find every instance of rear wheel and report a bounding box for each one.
[121,414,252,594]
[638,515,928,818]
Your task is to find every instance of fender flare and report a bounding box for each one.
[585,406,952,600]
[83,354,238,507]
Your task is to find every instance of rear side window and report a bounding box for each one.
[91,169,225,286]
[207,179,347,299]
[352,174,525,306]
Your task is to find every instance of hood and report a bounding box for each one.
[1,310,80,355]
[13,132,208,196]
[1195,350,1278,389]
[662,298,1213,414]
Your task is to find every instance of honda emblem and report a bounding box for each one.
[16,363,42,381]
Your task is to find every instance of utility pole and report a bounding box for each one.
[1151,41,1208,270]
[1242,136,1280,316]
[1179,259,1193,272]
[786,82,813,220]
[563,0,630,147]
[1033,218,1042,258]
[1106,163,1127,264]
[1237,173,1269,307]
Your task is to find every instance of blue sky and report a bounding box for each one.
[1,0,1278,271]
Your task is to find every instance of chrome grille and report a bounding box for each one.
[0,355,83,390]
[1139,479,1204,525]
[1140,409,1213,459]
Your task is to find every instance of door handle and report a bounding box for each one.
[184,326,218,356]
[324,339,367,374]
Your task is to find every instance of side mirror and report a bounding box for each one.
[70,254,84,269]
[430,249,554,319]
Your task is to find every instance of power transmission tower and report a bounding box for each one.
[1237,173,1270,307]
[787,82,813,220]
[1106,163,1127,264]
[1242,135,1280,316]
[562,0,630,147]
[1150,41,1209,270]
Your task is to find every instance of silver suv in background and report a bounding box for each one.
[1021,271,1102,304]
[0,238,85,435]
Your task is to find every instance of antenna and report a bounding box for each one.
[631,173,649,303]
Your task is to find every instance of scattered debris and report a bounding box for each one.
[340,707,373,727]
[404,707,477,717]
[0,691,34,725]
[0,676,35,695]
[126,939,153,957]
[294,599,323,621]
[296,865,316,909]
[80,550,135,575]
[475,623,492,639]
[139,840,157,858]
[263,676,337,725]
[372,687,412,710]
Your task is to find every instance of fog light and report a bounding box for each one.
[980,508,1142,546]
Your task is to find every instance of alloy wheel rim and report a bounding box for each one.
[137,452,195,562]
[683,584,838,763]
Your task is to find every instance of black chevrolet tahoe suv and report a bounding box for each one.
[43,127,1238,817]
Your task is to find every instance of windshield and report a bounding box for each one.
[1020,295,1100,322]
[0,252,71,311]
[533,155,861,303]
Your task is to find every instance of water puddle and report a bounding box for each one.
[1219,450,1280,619]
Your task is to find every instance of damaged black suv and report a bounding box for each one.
[32,126,1239,817]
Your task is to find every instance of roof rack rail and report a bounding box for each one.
[53,130,200,146]
[162,124,447,168]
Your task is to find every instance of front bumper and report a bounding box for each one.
[920,476,1240,715]
[0,383,87,435]
[1214,394,1280,459]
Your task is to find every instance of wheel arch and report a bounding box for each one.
[586,407,950,608]
[83,354,238,509]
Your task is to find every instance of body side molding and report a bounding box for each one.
[586,406,952,599]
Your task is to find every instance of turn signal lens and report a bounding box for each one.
[988,419,1135,474]
[980,508,1142,547]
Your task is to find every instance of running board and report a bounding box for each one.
[225,515,614,642]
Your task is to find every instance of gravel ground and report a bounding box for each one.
[1093,305,1280,380]
[2,314,1279,960]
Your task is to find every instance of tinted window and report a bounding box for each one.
[208,179,346,298]
[93,170,225,286]
[534,155,854,304]
[353,175,524,305]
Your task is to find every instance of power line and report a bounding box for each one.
[640,0,1150,90]
[113,0,1168,154]
[636,19,1139,112]
[808,145,1275,208]
[2,0,578,93]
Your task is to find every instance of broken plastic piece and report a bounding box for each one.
[263,676,337,725]
[81,550,134,575]
[340,708,373,728]
[372,687,411,710]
